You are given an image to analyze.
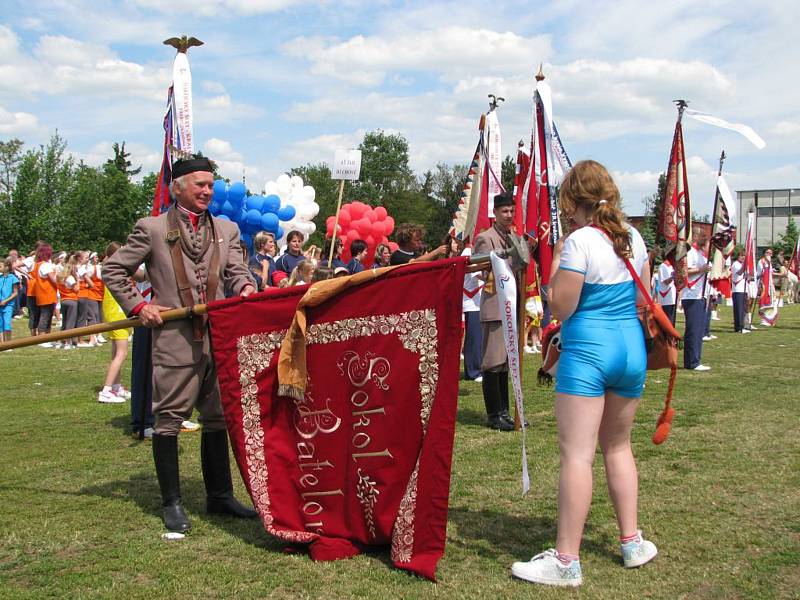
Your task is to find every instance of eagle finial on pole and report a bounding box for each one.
[163,35,204,54]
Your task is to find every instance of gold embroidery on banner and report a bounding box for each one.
[236,309,439,558]
[355,468,380,539]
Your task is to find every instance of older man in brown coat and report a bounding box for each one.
[103,157,257,533]
[474,191,528,431]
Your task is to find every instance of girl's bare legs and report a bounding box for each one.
[554,392,605,556]
[103,339,128,388]
[598,391,641,538]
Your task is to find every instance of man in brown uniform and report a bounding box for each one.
[103,157,257,532]
[474,191,528,431]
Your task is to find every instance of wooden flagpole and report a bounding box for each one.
[702,150,726,311]
[328,179,346,266]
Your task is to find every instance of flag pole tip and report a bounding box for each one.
[163,35,204,54]
[535,64,545,81]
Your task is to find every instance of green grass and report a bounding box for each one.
[0,305,798,599]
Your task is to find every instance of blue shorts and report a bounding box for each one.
[0,303,13,332]
[555,317,646,398]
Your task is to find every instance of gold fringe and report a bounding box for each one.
[277,384,305,401]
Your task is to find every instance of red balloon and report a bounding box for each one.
[366,209,377,223]
[346,229,360,242]
[374,206,387,220]
[381,235,389,244]
[371,221,385,239]
[326,215,336,228]
[349,202,366,219]
[388,241,399,252]
[365,235,375,247]
[356,218,371,237]
[383,216,395,236]
[338,208,351,227]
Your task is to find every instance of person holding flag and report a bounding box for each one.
[655,257,677,324]
[103,156,258,533]
[731,250,749,333]
[757,248,778,326]
[681,230,712,371]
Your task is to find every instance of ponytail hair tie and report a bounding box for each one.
[597,199,608,205]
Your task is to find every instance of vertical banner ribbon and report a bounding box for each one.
[485,110,503,216]
[172,52,194,153]
[489,252,530,494]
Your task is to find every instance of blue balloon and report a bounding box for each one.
[275,226,284,240]
[246,208,262,225]
[277,205,296,221]
[261,212,279,233]
[241,232,252,247]
[263,194,281,214]
[212,180,228,203]
[237,209,247,225]
[216,214,231,222]
[221,201,237,217]
[228,182,247,205]
[246,195,264,213]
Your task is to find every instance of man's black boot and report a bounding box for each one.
[152,433,191,533]
[201,429,258,518]
[482,371,513,431]
[497,371,516,427]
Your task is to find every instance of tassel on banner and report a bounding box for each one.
[652,366,677,445]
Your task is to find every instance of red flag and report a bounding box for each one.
[528,94,554,284]
[152,86,175,216]
[474,154,491,235]
[206,260,464,581]
[512,144,530,235]
[659,116,692,290]
[744,212,756,280]
[790,234,800,276]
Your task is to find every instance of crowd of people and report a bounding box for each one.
[2,155,794,587]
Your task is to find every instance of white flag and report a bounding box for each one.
[684,109,765,150]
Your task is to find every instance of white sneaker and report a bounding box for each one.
[39,342,55,348]
[693,364,711,372]
[113,386,132,400]
[702,335,713,341]
[97,334,107,344]
[621,531,658,568]
[741,329,751,334]
[750,325,758,330]
[77,342,94,348]
[473,375,483,383]
[98,389,125,404]
[524,346,536,354]
[511,549,582,587]
[181,420,201,432]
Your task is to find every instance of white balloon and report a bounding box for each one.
[302,185,316,202]
[264,181,278,195]
[290,175,304,191]
[308,201,320,218]
[308,222,316,235]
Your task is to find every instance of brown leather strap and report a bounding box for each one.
[167,209,203,342]
[205,216,221,304]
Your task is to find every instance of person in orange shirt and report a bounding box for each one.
[87,251,107,345]
[56,253,81,349]
[32,244,58,345]
[76,251,99,347]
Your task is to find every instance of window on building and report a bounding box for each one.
[791,206,800,216]
[757,207,772,217]
[774,206,789,216]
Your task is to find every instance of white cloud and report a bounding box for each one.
[283,27,552,86]
[203,138,242,162]
[202,81,227,94]
[129,0,305,16]
[284,130,367,167]
[0,106,40,135]
[769,120,800,138]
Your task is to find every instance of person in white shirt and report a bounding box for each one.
[461,246,483,382]
[655,258,677,324]
[730,250,748,333]
[681,231,712,371]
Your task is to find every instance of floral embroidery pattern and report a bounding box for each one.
[236,309,439,559]
[355,468,380,539]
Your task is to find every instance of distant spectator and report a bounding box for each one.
[98,242,131,404]
[275,231,305,275]
[32,244,58,345]
[320,237,345,269]
[346,240,368,274]
[0,258,20,344]
[288,259,315,286]
[249,231,276,290]
[373,243,391,268]
[56,253,80,349]
[312,266,334,282]
[390,223,446,265]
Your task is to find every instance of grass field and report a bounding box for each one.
[0,305,798,599]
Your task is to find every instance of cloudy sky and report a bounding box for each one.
[2,0,797,215]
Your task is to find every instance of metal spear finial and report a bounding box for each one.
[535,63,545,81]
[488,94,505,110]
[163,35,204,54]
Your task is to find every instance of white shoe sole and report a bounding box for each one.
[511,564,582,587]
[624,548,658,568]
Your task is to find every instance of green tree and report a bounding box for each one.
[350,130,415,204]
[642,172,667,249]
[501,153,516,193]
[104,142,142,177]
[0,138,24,198]
[776,215,798,256]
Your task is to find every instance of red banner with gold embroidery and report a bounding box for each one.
[206,259,465,581]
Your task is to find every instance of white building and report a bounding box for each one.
[736,188,800,254]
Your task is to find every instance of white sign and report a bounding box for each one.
[332,149,362,181]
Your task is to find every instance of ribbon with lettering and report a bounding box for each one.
[206,259,464,581]
[489,252,531,494]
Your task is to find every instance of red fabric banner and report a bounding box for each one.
[206,259,465,581]
[512,146,530,235]
[659,119,692,291]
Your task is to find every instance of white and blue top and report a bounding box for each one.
[559,224,647,321]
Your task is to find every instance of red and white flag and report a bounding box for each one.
[659,113,692,291]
